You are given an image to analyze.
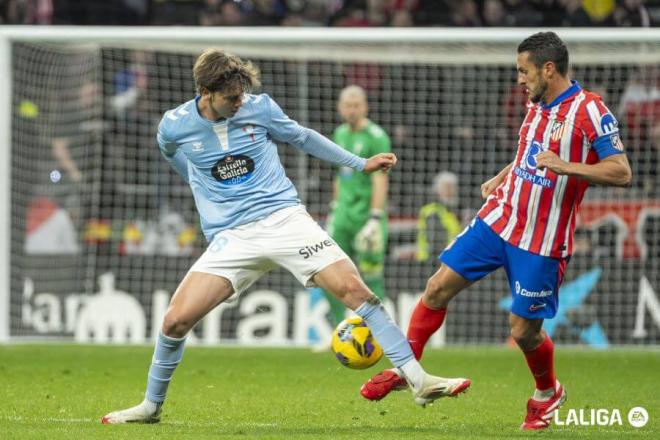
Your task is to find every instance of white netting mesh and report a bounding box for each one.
[6,29,660,346]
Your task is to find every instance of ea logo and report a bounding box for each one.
[600,113,618,135]
[515,281,521,294]
[525,141,543,169]
[628,407,649,428]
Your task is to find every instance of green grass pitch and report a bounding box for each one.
[0,344,657,439]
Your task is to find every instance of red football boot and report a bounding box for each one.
[360,369,408,401]
[521,381,567,430]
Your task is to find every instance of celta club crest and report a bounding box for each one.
[242,124,255,141]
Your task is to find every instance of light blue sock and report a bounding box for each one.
[354,300,415,368]
[145,333,186,403]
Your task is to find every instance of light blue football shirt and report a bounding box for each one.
[157,94,366,241]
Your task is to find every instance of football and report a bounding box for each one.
[331,317,383,369]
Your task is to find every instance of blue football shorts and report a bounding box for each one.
[439,217,568,319]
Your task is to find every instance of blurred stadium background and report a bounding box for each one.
[0,1,659,351]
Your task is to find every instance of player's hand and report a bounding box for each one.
[354,217,384,254]
[536,151,569,175]
[481,175,502,199]
[364,153,397,173]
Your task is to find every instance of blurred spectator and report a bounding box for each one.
[583,0,616,25]
[242,0,287,26]
[111,50,153,116]
[633,121,660,196]
[614,0,652,27]
[54,0,146,25]
[281,0,326,26]
[448,0,481,26]
[483,0,507,26]
[502,82,529,140]
[503,0,544,26]
[4,0,53,24]
[390,7,413,27]
[559,0,617,26]
[413,0,453,26]
[619,65,660,145]
[331,1,371,27]
[199,0,245,26]
[415,171,462,262]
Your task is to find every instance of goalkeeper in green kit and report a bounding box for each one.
[320,85,391,334]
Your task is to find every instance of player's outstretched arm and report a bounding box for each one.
[481,161,514,199]
[536,151,632,187]
[364,153,397,174]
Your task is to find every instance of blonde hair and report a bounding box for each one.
[193,49,261,95]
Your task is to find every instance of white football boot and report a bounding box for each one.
[101,399,162,424]
[412,374,471,407]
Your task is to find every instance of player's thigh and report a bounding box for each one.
[312,258,373,309]
[163,271,234,335]
[168,271,234,318]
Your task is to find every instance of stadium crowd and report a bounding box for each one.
[0,0,657,27]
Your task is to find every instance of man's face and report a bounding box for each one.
[205,86,244,119]
[517,51,547,104]
[338,93,368,126]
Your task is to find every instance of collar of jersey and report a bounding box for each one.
[193,96,229,126]
[541,80,581,110]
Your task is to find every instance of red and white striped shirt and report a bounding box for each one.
[478,81,624,259]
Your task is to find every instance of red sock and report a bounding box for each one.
[406,299,447,360]
[522,334,556,391]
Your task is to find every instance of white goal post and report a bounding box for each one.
[0,26,659,345]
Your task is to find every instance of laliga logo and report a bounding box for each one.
[553,407,649,428]
[525,141,543,170]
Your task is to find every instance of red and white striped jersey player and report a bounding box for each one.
[360,31,632,431]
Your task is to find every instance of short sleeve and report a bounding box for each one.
[367,124,391,156]
[581,98,625,160]
[157,115,178,156]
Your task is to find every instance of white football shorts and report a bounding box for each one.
[189,205,349,298]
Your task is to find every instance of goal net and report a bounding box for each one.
[2,28,659,346]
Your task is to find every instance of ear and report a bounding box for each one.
[543,61,556,78]
[200,87,211,98]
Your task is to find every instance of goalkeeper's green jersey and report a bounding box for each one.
[333,120,391,225]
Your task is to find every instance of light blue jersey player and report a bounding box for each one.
[102,49,465,425]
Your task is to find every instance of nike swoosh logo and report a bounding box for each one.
[529,304,547,311]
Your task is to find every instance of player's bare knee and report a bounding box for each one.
[424,275,452,308]
[510,325,542,351]
[162,312,191,338]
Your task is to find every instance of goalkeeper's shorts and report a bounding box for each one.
[190,205,348,301]
[440,217,568,319]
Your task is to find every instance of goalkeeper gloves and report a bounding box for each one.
[354,209,384,254]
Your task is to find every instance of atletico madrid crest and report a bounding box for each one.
[550,120,566,141]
